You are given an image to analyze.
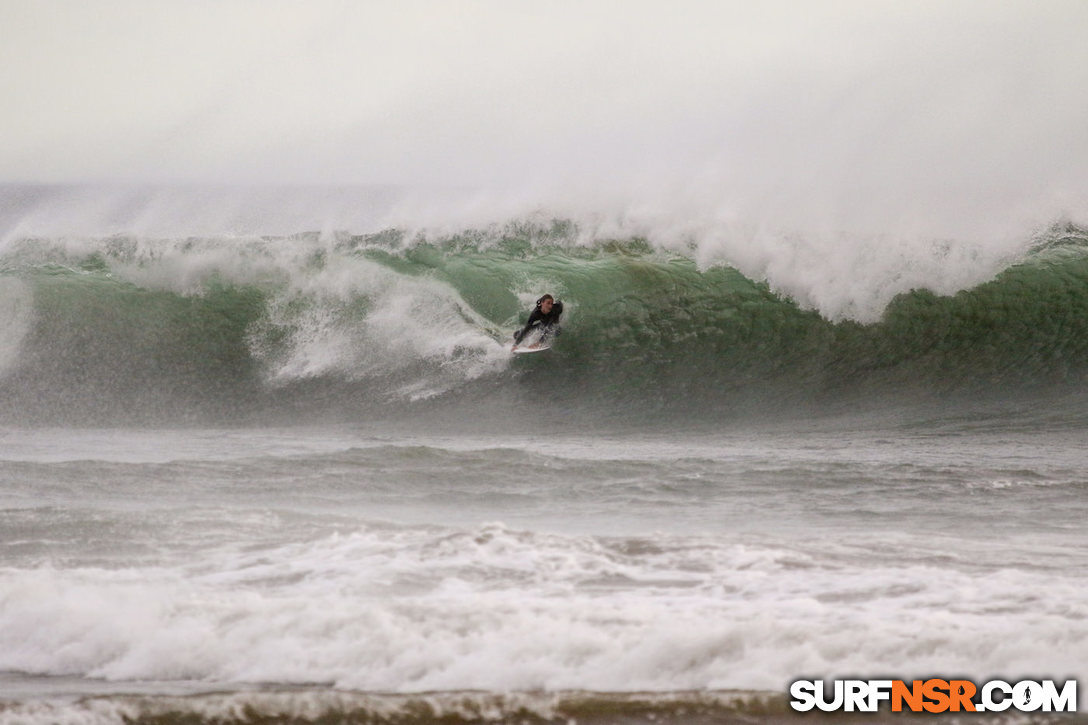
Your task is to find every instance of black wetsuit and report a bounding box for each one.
[513,300,563,344]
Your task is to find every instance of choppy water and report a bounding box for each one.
[1,420,1086,724]
[1,189,1087,723]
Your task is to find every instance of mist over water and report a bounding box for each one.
[3,4,1088,724]
[4,1,1088,334]
[3,1,1088,236]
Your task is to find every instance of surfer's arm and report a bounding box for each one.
[537,302,563,339]
[513,309,543,344]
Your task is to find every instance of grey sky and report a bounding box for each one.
[3,0,1087,236]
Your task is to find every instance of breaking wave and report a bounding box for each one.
[2,219,1087,424]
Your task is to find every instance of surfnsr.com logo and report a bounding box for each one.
[789,679,1077,713]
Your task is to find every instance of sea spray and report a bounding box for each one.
[1,220,1087,424]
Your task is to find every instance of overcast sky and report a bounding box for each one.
[3,0,1087,236]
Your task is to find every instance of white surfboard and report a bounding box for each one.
[511,342,551,354]
[511,328,552,354]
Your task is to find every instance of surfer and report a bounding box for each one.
[512,294,563,350]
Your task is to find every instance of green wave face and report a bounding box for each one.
[3,225,1088,425]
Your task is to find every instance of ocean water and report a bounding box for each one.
[1,186,1087,724]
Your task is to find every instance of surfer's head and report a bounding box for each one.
[537,294,554,313]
